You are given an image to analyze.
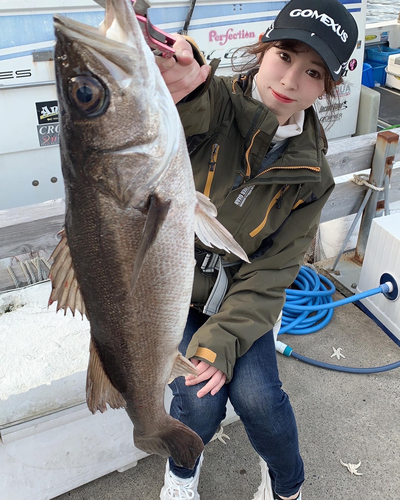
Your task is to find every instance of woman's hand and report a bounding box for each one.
[185,359,226,398]
[155,34,210,104]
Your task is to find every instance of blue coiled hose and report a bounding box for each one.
[276,266,400,373]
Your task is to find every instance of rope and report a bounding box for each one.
[31,256,43,281]
[3,257,51,293]
[41,257,51,270]
[19,261,32,285]
[351,173,385,191]
[24,260,37,283]
[6,266,20,289]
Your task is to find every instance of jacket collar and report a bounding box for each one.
[227,70,326,175]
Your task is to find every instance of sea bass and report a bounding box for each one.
[50,0,248,469]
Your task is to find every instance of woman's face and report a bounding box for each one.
[257,45,327,125]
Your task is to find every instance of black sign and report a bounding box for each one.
[0,69,32,80]
[36,100,59,124]
[37,123,60,147]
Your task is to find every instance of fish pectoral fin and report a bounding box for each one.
[131,194,171,290]
[86,338,126,413]
[168,353,199,383]
[48,229,87,317]
[194,192,250,263]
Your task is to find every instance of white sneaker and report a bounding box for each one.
[252,458,302,500]
[252,458,275,500]
[160,454,203,500]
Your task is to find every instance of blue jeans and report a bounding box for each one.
[168,308,304,498]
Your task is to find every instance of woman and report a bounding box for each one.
[156,0,358,498]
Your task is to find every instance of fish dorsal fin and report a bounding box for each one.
[168,353,198,383]
[194,192,250,263]
[48,229,87,317]
[131,194,171,290]
[86,338,126,413]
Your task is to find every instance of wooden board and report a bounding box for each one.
[327,129,400,178]
[0,199,64,260]
[0,130,399,287]
[321,166,400,223]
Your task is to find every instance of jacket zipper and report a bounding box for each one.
[256,165,321,178]
[249,185,290,238]
[203,143,220,198]
[275,183,289,209]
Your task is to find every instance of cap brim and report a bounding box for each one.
[261,28,343,82]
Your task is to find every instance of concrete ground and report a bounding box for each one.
[55,291,400,500]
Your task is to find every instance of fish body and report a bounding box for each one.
[51,0,248,469]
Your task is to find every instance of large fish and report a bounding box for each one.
[50,0,248,469]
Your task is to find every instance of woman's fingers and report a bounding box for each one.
[155,33,210,103]
[186,360,213,381]
[184,359,226,397]
[197,371,226,398]
[210,373,226,396]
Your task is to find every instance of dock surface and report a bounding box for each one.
[55,292,400,500]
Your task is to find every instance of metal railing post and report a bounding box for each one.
[354,131,398,264]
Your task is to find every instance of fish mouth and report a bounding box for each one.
[53,0,181,204]
[53,0,152,89]
[53,0,148,65]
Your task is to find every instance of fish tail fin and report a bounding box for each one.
[134,416,204,469]
[194,192,250,263]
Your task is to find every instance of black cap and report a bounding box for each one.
[261,0,358,81]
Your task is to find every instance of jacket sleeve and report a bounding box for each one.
[185,182,334,382]
[176,60,224,137]
[175,35,225,137]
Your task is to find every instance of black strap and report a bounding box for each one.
[232,138,290,190]
[258,139,290,174]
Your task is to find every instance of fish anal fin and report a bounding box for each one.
[168,353,198,383]
[48,229,87,317]
[194,192,250,263]
[131,194,171,290]
[86,338,126,413]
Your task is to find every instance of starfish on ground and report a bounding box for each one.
[210,425,230,444]
[331,347,345,360]
[340,459,363,475]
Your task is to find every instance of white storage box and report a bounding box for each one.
[387,54,400,75]
[386,54,400,90]
[386,72,400,90]
[0,281,237,499]
[357,214,400,342]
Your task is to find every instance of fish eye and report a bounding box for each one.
[68,76,109,117]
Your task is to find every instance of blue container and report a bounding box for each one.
[362,62,374,88]
[366,46,400,64]
[364,59,387,86]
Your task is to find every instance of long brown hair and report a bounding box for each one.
[232,39,343,127]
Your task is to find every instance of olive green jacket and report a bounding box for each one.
[178,61,335,382]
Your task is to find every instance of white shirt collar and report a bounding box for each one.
[252,73,304,143]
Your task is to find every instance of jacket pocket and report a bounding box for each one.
[249,184,290,238]
[203,143,220,198]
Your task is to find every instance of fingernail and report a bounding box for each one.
[182,49,192,58]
